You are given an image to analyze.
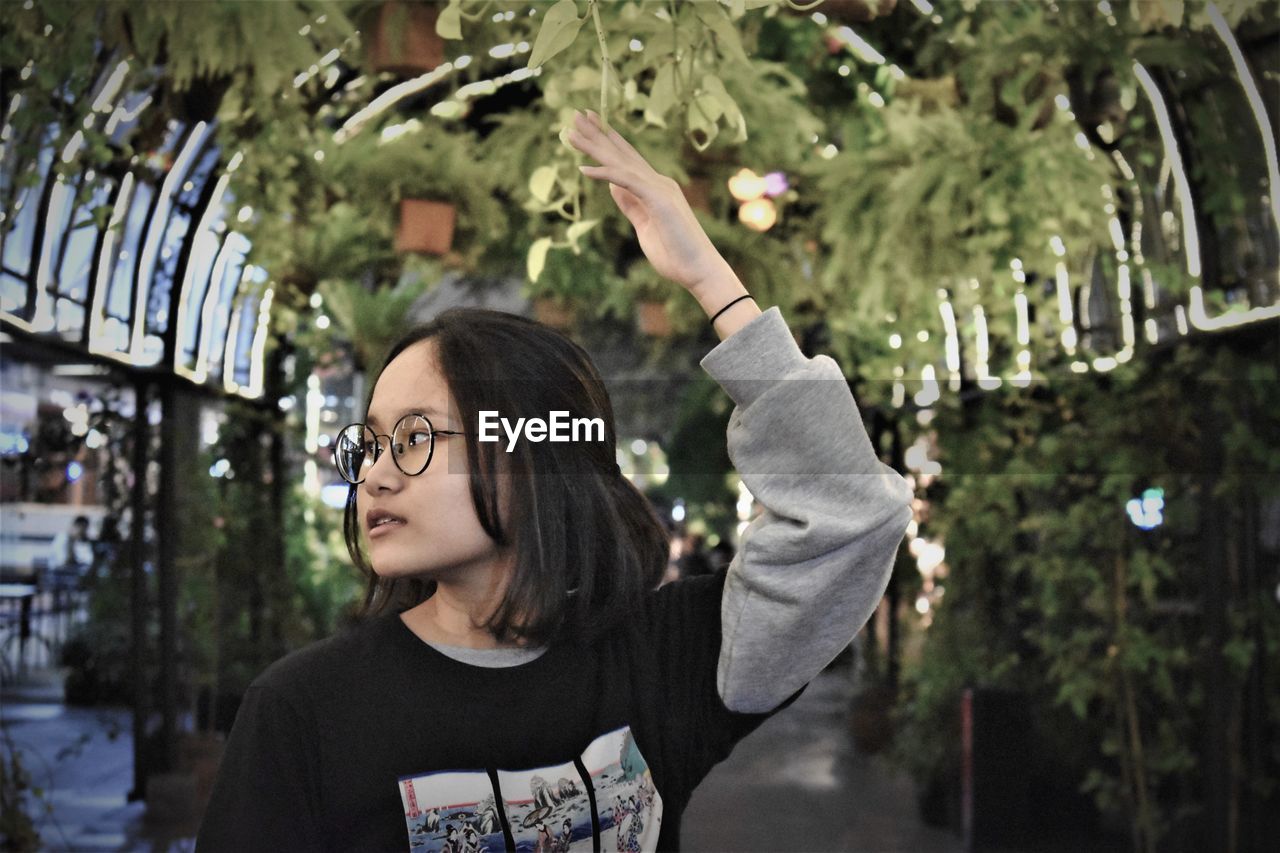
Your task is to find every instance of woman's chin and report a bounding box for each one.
[372,562,447,581]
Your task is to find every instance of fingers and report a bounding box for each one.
[578,164,639,194]
[569,110,640,172]
[586,110,644,160]
[571,112,683,212]
[567,111,613,165]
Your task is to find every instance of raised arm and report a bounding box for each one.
[699,308,913,713]
[568,110,914,714]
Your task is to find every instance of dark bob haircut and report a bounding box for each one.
[344,307,668,647]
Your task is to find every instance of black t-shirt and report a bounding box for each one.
[195,571,806,852]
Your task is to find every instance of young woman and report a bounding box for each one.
[196,110,913,852]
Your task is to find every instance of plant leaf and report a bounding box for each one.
[527,0,585,70]
[437,0,462,39]
[701,74,747,142]
[528,237,552,282]
[529,165,558,204]
[566,218,598,251]
[644,63,677,127]
[687,90,725,151]
[693,2,750,66]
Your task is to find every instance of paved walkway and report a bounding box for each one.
[1,671,196,852]
[4,667,960,852]
[684,668,964,853]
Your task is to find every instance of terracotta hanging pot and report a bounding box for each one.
[636,301,673,337]
[367,2,445,76]
[395,198,456,255]
[533,297,575,330]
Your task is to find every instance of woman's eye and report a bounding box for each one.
[408,431,431,446]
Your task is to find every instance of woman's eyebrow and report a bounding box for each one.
[366,406,448,428]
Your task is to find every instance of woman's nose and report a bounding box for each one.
[361,440,402,491]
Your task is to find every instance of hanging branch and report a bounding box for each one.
[588,0,612,126]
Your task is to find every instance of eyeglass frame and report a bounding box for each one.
[332,412,466,485]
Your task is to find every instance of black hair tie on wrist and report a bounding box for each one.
[710,294,754,325]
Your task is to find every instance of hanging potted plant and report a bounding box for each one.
[525,240,626,331]
[395,197,456,256]
[326,126,507,267]
[626,263,674,338]
[244,201,399,307]
[365,1,446,76]
[318,260,440,374]
[533,296,575,330]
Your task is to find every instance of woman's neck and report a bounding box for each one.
[402,591,531,650]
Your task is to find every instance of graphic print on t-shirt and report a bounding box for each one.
[582,727,661,853]
[399,770,502,851]
[397,725,662,852]
[498,760,590,851]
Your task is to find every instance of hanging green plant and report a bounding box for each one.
[318,264,440,374]
[523,237,626,327]
[323,124,508,271]
[436,0,771,284]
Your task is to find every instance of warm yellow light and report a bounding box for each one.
[727,168,766,202]
[738,198,776,231]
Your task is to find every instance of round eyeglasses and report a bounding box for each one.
[332,413,465,485]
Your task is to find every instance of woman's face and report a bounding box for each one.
[358,339,510,582]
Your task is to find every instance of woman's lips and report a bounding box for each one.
[369,520,407,539]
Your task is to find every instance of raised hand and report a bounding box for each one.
[566,109,735,296]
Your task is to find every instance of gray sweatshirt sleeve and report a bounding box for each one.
[698,306,914,714]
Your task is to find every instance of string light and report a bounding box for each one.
[1135,62,1200,279]
[914,365,940,407]
[727,168,766,201]
[1207,4,1279,234]
[939,295,961,389]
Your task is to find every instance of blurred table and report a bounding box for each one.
[0,582,38,680]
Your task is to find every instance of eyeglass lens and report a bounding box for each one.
[334,414,434,484]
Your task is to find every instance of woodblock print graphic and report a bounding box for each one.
[582,727,662,852]
[397,769,502,852]
[397,725,661,852]
[497,760,592,852]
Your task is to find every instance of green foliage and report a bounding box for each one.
[175,445,229,721]
[281,482,363,643]
[0,720,41,852]
[245,201,399,306]
[655,375,736,517]
[894,329,1280,847]
[207,397,316,697]
[813,78,1111,336]
[441,0,818,283]
[524,238,629,322]
[318,266,440,374]
[323,125,511,270]
[4,0,1277,360]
